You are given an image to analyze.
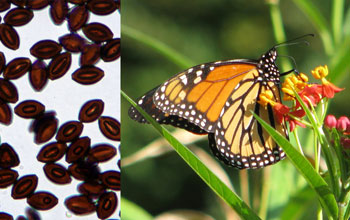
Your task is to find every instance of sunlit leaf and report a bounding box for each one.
[122,90,261,220]
[252,112,338,219]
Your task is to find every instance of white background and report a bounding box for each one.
[0,4,120,220]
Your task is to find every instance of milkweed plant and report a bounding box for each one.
[255,64,349,219]
[261,0,350,218]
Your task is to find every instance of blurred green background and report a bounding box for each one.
[122,0,350,219]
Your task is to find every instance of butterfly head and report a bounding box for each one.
[260,47,278,63]
[257,48,280,84]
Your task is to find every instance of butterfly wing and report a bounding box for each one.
[153,60,259,133]
[128,87,207,134]
[130,48,288,169]
[210,69,287,169]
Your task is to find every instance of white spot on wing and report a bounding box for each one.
[194,77,201,84]
[161,86,166,92]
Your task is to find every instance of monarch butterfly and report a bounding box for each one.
[129,45,291,169]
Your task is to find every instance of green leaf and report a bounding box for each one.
[121,197,154,220]
[252,112,338,219]
[331,0,345,46]
[122,90,261,220]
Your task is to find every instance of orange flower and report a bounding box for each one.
[311,65,344,98]
[290,109,306,118]
[272,103,290,124]
[320,78,344,98]
[282,73,309,101]
[296,85,323,108]
[311,65,329,79]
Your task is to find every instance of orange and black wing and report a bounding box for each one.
[130,48,288,169]
[128,87,207,134]
[210,74,287,169]
[153,60,259,133]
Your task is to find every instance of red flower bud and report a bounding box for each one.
[341,137,350,149]
[324,114,337,129]
[337,116,350,132]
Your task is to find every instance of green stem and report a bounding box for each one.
[268,0,292,72]
[319,97,329,122]
[253,110,339,218]
[319,127,340,197]
[332,130,347,191]
[338,188,350,219]
[317,204,323,220]
[293,127,305,155]
[305,96,321,125]
[294,91,339,197]
[331,0,345,46]
[314,131,320,172]
[344,193,350,219]
[122,24,195,69]
[288,114,312,127]
[292,0,334,55]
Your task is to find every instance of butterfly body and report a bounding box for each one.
[129,47,288,169]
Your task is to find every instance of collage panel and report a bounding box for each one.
[122,1,350,220]
[0,1,120,219]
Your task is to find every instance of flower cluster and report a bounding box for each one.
[258,65,344,132]
[325,115,350,148]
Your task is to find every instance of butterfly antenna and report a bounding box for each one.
[278,55,299,76]
[274,33,314,48]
